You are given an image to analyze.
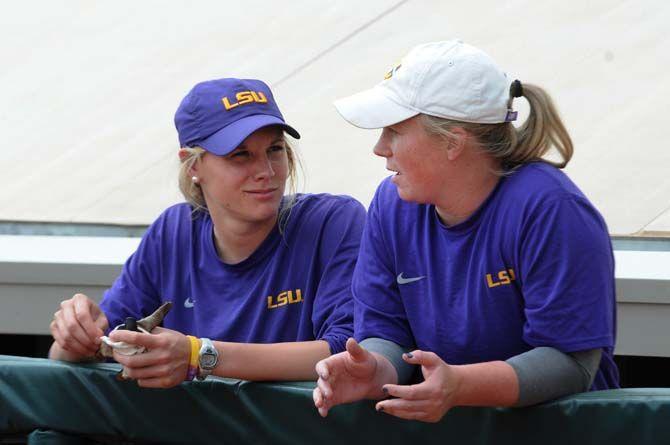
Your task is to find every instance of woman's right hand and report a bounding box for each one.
[50,293,109,361]
[313,338,394,417]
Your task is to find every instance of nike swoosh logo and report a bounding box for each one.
[397,273,425,285]
[184,297,195,309]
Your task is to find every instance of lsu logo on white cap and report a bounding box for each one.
[384,61,402,80]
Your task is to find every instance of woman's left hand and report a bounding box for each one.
[375,350,462,423]
[109,326,191,388]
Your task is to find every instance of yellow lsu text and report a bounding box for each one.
[222,91,268,110]
[267,289,303,309]
[486,269,516,288]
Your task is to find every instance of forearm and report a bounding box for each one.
[48,341,99,363]
[366,352,400,399]
[360,338,415,381]
[449,348,600,408]
[357,338,409,398]
[49,341,72,361]
[507,347,601,406]
[212,340,331,381]
[451,361,519,407]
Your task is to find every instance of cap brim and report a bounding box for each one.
[333,86,419,129]
[199,114,300,156]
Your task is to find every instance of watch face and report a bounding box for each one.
[201,353,217,368]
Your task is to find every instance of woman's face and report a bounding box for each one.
[373,115,452,204]
[195,126,289,225]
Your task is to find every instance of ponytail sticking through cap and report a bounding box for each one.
[505,79,523,122]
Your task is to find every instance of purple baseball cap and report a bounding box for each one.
[174,78,300,156]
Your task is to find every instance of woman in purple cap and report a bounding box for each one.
[49,78,365,386]
[313,40,619,422]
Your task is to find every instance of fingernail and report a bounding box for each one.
[405,352,414,358]
[382,387,388,395]
[378,406,384,412]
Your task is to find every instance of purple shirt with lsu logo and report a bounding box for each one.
[353,162,619,390]
[100,194,365,354]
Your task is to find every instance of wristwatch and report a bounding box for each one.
[196,338,219,381]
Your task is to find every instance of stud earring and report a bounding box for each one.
[191,176,199,184]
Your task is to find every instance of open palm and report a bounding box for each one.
[313,338,381,417]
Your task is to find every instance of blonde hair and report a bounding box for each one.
[178,136,302,231]
[421,83,573,173]
[179,146,208,213]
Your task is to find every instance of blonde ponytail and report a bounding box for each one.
[421,82,574,172]
[512,83,573,168]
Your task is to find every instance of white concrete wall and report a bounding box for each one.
[2,236,667,357]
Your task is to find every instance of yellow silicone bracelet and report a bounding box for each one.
[188,336,200,366]
[186,335,201,380]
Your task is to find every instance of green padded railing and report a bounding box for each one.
[1,355,669,444]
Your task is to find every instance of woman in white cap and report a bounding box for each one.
[49,78,364,386]
[313,40,618,422]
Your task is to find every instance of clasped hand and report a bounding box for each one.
[375,350,461,422]
[110,327,191,388]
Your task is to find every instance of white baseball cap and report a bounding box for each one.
[334,40,517,128]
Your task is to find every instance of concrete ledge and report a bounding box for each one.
[1,236,669,356]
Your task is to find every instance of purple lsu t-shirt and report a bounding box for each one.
[354,162,619,390]
[100,193,365,354]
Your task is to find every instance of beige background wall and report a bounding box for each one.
[1,0,668,235]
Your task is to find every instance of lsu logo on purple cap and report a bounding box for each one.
[175,78,300,155]
[222,91,268,110]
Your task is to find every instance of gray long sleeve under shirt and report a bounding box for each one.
[360,337,601,407]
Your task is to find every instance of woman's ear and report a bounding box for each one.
[178,149,201,177]
[177,148,189,162]
[445,127,469,161]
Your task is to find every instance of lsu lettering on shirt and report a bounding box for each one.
[353,162,619,390]
[100,194,365,354]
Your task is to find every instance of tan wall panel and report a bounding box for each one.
[0,1,668,235]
